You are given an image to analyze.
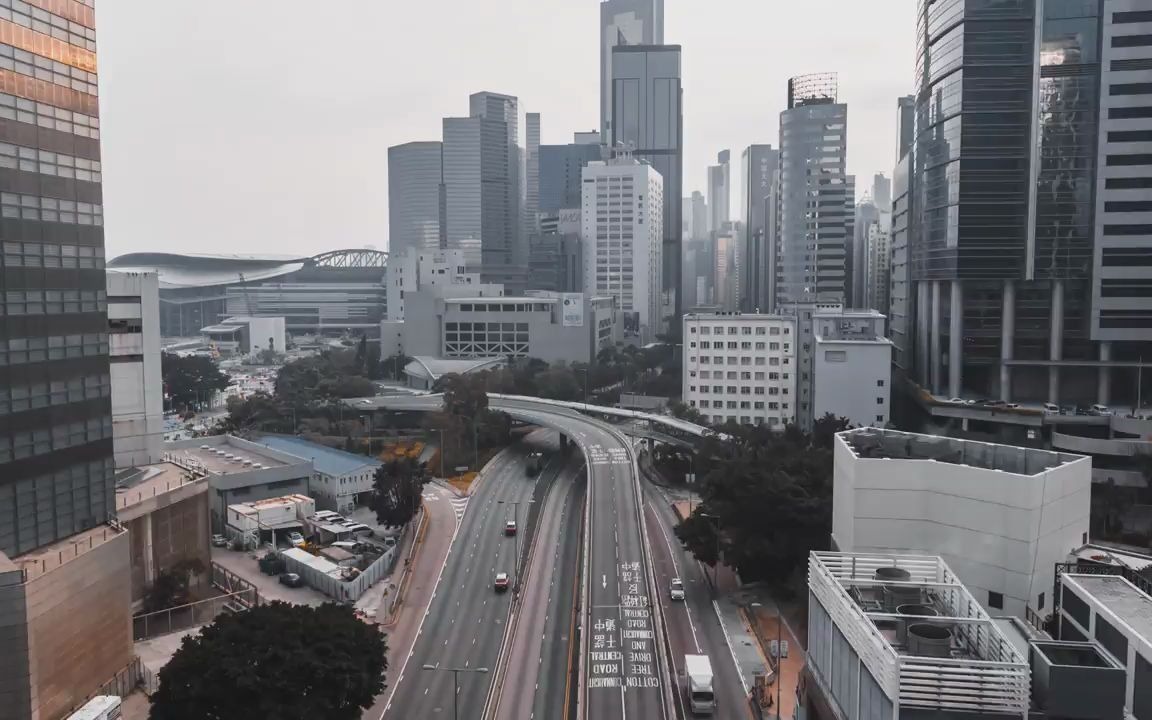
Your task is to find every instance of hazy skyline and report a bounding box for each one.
[96,0,915,259]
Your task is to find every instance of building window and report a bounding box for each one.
[1037,592,1045,611]
[877,397,884,404]
[876,415,884,423]
[988,591,1004,610]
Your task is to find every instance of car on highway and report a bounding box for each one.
[279,572,304,588]
[504,520,517,536]
[211,534,228,548]
[494,572,510,593]
[670,578,685,600]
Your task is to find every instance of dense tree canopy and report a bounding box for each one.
[370,457,429,527]
[675,419,844,592]
[149,601,386,720]
[162,353,231,410]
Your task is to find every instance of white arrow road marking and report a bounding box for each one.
[602,574,607,589]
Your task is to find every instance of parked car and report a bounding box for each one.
[1043,403,1060,414]
[948,397,965,404]
[287,532,306,548]
[494,572,510,593]
[1090,404,1113,416]
[211,534,228,548]
[670,578,685,601]
[504,520,518,536]
[1004,403,1021,409]
[279,572,304,588]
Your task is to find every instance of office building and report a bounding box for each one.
[776,73,850,307]
[107,271,163,469]
[805,551,1131,720]
[529,210,583,294]
[581,152,664,341]
[889,106,916,377]
[1056,569,1152,718]
[850,201,879,308]
[395,293,621,366]
[387,141,444,256]
[682,313,797,427]
[682,191,710,308]
[252,436,380,515]
[833,428,1090,617]
[609,44,683,325]
[539,142,602,214]
[573,130,601,145]
[110,249,390,339]
[0,0,112,559]
[740,144,779,313]
[906,0,1152,408]
[713,222,740,311]
[599,0,664,139]
[443,92,524,291]
[813,311,893,427]
[385,247,502,323]
[707,150,730,233]
[525,112,541,238]
[896,94,915,161]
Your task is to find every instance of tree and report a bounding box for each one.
[675,423,833,590]
[220,391,286,434]
[668,400,707,425]
[369,457,429,527]
[142,558,206,613]
[437,373,489,418]
[149,602,386,720]
[812,413,852,450]
[162,353,231,410]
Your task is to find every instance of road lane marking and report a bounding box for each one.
[648,499,700,653]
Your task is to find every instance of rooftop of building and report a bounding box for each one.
[1063,573,1152,650]
[683,311,791,321]
[838,427,1086,476]
[115,461,206,513]
[403,356,506,382]
[166,435,303,474]
[251,436,380,477]
[230,493,313,515]
[12,523,127,582]
[809,551,1029,714]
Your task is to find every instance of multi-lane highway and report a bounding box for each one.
[642,476,751,718]
[381,440,549,718]
[361,393,679,720]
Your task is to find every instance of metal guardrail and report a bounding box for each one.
[133,588,258,641]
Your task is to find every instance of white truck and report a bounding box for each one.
[684,654,716,715]
[66,696,122,720]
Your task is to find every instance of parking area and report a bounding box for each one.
[211,547,330,606]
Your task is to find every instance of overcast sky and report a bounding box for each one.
[95,0,916,259]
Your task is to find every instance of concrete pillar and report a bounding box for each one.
[1049,280,1064,404]
[916,281,931,385]
[949,281,963,399]
[1000,280,1016,401]
[930,281,942,395]
[142,516,155,586]
[1098,341,1112,406]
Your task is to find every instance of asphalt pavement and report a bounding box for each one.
[494,456,585,720]
[643,481,752,719]
[380,441,546,719]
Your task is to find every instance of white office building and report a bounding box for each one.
[682,312,797,427]
[833,428,1091,618]
[581,152,664,342]
[813,309,893,428]
[107,270,164,468]
[385,247,504,323]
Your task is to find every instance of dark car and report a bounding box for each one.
[279,572,304,588]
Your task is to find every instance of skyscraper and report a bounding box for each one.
[907,0,1152,407]
[443,92,525,291]
[740,144,779,312]
[776,73,850,307]
[707,150,730,233]
[0,1,112,557]
[610,43,683,327]
[600,0,664,139]
[581,151,664,342]
[525,112,541,237]
[539,143,602,214]
[388,141,445,255]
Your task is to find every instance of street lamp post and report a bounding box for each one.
[420,664,489,720]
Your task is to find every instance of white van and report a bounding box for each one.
[345,523,374,537]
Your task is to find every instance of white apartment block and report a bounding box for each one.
[682,313,797,427]
[107,270,164,468]
[813,309,893,428]
[833,428,1091,619]
[581,152,664,343]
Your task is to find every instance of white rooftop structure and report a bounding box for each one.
[808,551,1029,716]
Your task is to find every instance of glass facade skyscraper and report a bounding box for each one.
[906,0,1152,407]
[388,141,444,255]
[609,44,683,327]
[0,0,112,557]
